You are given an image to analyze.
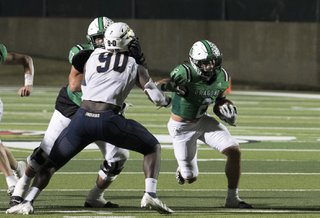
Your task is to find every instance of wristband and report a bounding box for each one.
[25,74,33,86]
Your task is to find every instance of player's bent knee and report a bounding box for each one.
[98,160,125,182]
[222,145,241,159]
[27,147,50,172]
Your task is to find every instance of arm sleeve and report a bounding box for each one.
[72,50,93,73]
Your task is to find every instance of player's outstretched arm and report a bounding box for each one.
[5,52,34,97]
[137,65,171,107]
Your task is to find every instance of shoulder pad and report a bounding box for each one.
[68,43,93,64]
[0,44,8,64]
[217,67,230,82]
[170,64,193,85]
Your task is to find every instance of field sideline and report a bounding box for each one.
[0,88,320,217]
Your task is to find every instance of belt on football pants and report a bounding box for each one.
[81,100,121,114]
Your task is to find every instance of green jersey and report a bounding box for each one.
[0,44,8,64]
[67,43,93,106]
[68,43,93,64]
[169,63,230,120]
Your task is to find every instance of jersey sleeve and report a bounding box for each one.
[219,68,231,90]
[68,43,93,64]
[72,49,93,73]
[0,44,8,64]
[170,64,190,85]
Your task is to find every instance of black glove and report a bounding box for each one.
[128,37,146,67]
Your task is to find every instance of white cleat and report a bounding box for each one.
[6,201,34,215]
[141,192,173,214]
[13,161,27,179]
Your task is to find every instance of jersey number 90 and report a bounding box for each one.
[97,52,128,73]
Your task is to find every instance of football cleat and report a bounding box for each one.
[175,167,185,185]
[84,191,119,208]
[84,200,119,208]
[9,196,24,207]
[141,192,173,214]
[13,161,27,179]
[6,200,34,215]
[7,185,15,196]
[225,197,253,209]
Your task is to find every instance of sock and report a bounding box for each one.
[12,174,32,197]
[227,188,241,201]
[24,187,41,202]
[15,161,23,171]
[145,178,157,197]
[6,175,17,187]
[87,184,105,201]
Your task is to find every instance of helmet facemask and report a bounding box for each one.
[87,32,105,48]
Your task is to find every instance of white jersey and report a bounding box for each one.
[82,48,138,107]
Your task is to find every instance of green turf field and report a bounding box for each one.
[1,87,320,217]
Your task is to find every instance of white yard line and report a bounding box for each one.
[233,91,320,99]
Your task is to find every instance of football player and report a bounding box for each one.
[0,43,34,196]
[7,22,173,215]
[8,17,129,211]
[156,40,252,208]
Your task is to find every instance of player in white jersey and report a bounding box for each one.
[6,22,173,215]
[0,44,33,196]
[8,17,130,210]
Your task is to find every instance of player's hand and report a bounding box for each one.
[128,37,146,67]
[157,96,172,109]
[18,85,32,97]
[219,103,237,126]
[175,85,188,97]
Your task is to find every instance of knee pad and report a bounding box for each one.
[98,160,125,182]
[27,147,49,172]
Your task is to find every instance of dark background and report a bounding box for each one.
[0,0,319,22]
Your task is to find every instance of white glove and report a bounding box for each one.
[219,103,237,126]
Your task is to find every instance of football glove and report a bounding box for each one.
[213,99,237,126]
[128,37,146,67]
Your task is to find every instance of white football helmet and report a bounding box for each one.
[104,22,135,52]
[189,40,222,81]
[86,17,114,48]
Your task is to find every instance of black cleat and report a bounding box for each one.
[225,200,253,209]
[9,196,24,207]
[176,168,185,185]
[84,201,119,208]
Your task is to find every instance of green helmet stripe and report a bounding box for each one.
[98,17,104,32]
[201,40,213,57]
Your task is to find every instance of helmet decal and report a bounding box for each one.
[201,40,213,58]
[98,17,104,32]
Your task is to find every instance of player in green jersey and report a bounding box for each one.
[0,43,34,196]
[156,40,252,209]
